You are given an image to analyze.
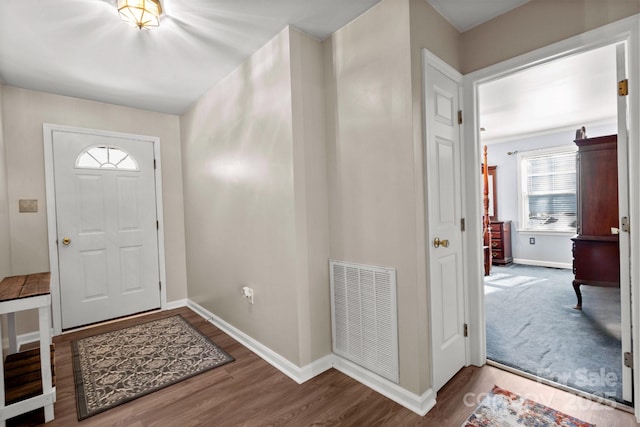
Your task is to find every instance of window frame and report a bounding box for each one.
[516,145,578,235]
[75,144,139,171]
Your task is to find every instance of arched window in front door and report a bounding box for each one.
[75,145,139,171]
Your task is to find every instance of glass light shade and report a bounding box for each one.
[117,0,162,30]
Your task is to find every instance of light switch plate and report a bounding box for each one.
[19,199,38,213]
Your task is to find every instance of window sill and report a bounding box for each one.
[516,229,576,237]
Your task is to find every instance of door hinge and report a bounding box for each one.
[154,159,157,169]
[463,323,468,337]
[624,351,633,368]
[461,218,466,232]
[458,110,463,125]
[156,220,159,230]
[159,281,162,290]
[619,79,629,96]
[621,216,630,233]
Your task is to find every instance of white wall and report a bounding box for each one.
[484,123,617,267]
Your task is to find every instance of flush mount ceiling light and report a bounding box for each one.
[117,0,162,30]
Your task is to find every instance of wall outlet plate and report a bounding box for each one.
[241,286,254,304]
[529,237,535,244]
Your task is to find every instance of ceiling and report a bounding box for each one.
[3,0,612,136]
[479,44,618,143]
[427,0,530,32]
[0,0,386,115]
[0,0,533,116]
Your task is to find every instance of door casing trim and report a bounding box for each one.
[462,14,640,419]
[43,123,168,335]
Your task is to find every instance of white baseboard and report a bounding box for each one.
[6,299,436,417]
[166,299,188,310]
[8,300,435,417]
[186,299,334,384]
[186,299,435,417]
[513,259,572,269]
[331,356,436,416]
[2,330,53,352]
[8,300,188,350]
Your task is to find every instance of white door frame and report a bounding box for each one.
[463,15,640,418]
[43,123,168,335]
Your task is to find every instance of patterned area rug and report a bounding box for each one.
[72,315,234,420]
[462,386,594,427]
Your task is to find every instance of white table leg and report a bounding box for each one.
[38,306,54,422]
[7,312,16,354]
[0,321,5,427]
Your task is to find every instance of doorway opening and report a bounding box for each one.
[476,42,632,407]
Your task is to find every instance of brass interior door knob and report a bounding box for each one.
[433,237,449,248]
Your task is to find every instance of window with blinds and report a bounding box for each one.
[519,146,577,232]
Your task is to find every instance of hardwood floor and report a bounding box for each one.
[7,307,639,426]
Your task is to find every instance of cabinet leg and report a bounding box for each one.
[573,280,582,310]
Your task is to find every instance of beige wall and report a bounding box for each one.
[180,27,330,366]
[461,0,640,73]
[289,29,331,364]
[0,85,12,280]
[408,0,462,393]
[2,87,188,334]
[0,84,14,348]
[5,0,634,400]
[410,0,461,72]
[323,0,460,395]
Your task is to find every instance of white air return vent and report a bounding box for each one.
[330,260,399,383]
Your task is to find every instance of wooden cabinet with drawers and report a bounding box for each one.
[490,220,513,265]
[571,134,619,310]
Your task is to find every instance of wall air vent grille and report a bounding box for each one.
[330,260,399,383]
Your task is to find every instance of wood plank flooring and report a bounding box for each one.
[4,345,55,404]
[7,307,639,426]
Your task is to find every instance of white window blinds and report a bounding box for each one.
[521,147,577,232]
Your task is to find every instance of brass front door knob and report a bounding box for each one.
[62,237,71,246]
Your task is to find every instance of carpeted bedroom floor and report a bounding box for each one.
[484,263,624,404]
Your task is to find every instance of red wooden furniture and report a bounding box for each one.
[490,221,513,265]
[572,134,620,310]
[483,146,492,276]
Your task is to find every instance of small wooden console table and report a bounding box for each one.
[0,273,55,425]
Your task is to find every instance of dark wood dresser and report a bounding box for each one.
[490,220,513,265]
[571,134,620,309]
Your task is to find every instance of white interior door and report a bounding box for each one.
[424,51,467,392]
[615,42,633,403]
[52,130,161,329]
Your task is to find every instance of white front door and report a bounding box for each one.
[423,50,467,391]
[52,130,161,329]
